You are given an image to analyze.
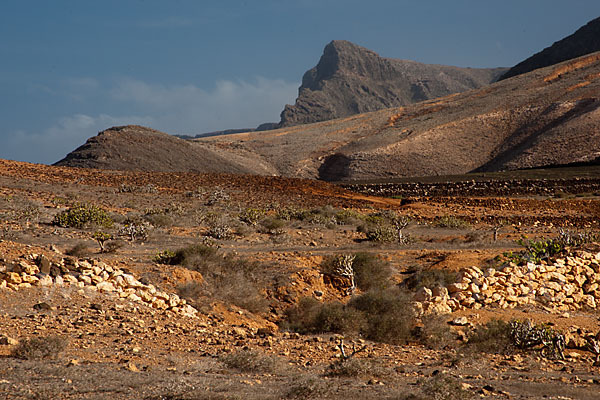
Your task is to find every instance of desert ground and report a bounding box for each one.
[1,159,600,399]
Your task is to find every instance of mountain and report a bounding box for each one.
[58,52,600,181]
[53,125,276,175]
[499,16,600,80]
[278,40,507,127]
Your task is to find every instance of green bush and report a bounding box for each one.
[153,250,177,264]
[435,216,470,228]
[259,216,288,234]
[52,204,113,228]
[334,209,365,225]
[12,335,68,360]
[239,207,265,226]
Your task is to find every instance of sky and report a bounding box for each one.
[2,1,600,164]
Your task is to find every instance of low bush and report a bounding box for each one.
[351,252,393,290]
[435,215,470,229]
[259,216,287,234]
[220,349,282,373]
[467,319,513,354]
[402,266,457,292]
[284,374,330,399]
[144,213,173,228]
[283,297,365,335]
[239,207,265,226]
[348,288,414,343]
[418,314,455,350]
[153,250,177,264]
[333,209,365,225]
[283,288,415,344]
[66,242,91,257]
[327,358,373,377]
[167,243,269,313]
[419,374,474,400]
[12,335,68,360]
[52,204,113,228]
[358,223,398,242]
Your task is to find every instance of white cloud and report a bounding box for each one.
[4,76,299,164]
[110,77,298,134]
[2,113,153,165]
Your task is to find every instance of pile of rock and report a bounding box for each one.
[415,251,600,315]
[0,255,197,317]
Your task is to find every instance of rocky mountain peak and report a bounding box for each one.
[279,40,505,127]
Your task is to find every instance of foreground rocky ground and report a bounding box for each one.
[0,159,599,399]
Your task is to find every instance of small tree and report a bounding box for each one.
[92,231,112,252]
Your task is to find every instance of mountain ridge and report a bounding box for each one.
[500,16,600,80]
[279,40,506,127]
[56,51,600,181]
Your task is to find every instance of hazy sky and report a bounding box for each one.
[2,1,600,164]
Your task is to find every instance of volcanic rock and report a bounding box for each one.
[279,40,506,127]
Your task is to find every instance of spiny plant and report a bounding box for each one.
[239,207,266,226]
[52,204,113,228]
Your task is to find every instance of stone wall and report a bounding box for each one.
[415,251,600,315]
[0,255,197,318]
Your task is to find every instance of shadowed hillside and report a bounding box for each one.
[499,16,600,80]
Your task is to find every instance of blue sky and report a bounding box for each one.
[2,1,600,164]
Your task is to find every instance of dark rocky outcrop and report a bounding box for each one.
[499,16,600,80]
[279,40,506,127]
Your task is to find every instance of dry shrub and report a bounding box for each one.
[435,216,470,229]
[466,319,513,354]
[284,373,330,399]
[327,358,372,377]
[402,266,456,292]
[351,252,393,290]
[220,349,283,373]
[419,374,473,400]
[282,297,365,335]
[12,335,68,360]
[418,314,455,349]
[259,217,287,234]
[284,288,416,344]
[171,244,269,314]
[348,287,415,344]
[66,242,91,257]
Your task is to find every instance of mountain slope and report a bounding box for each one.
[279,40,506,127]
[499,16,600,80]
[200,52,600,181]
[54,125,276,175]
[58,53,600,181]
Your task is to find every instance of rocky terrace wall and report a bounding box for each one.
[0,255,197,318]
[415,251,600,315]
